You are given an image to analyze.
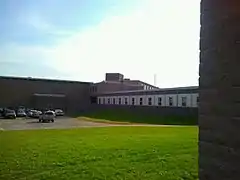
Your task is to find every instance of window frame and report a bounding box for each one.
[124,97,128,105]
[181,96,187,107]
[158,97,162,106]
[169,97,173,106]
[139,97,143,105]
[132,97,135,105]
[113,98,115,105]
[119,98,122,105]
[148,97,152,106]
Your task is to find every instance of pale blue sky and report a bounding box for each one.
[0,0,200,87]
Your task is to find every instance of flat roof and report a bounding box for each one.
[98,86,198,94]
[96,86,199,96]
[0,76,92,84]
[33,93,66,97]
[126,80,159,88]
[95,81,145,86]
[94,80,159,88]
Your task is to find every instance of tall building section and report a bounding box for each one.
[91,73,159,94]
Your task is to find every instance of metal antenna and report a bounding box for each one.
[154,74,157,86]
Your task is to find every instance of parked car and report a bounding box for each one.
[4,110,16,119]
[30,110,42,118]
[0,108,3,117]
[2,108,12,117]
[55,109,64,116]
[18,106,26,111]
[17,109,27,117]
[39,111,55,123]
[26,109,33,117]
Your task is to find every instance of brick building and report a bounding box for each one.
[90,73,159,94]
[0,76,91,114]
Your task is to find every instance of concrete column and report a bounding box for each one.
[199,0,240,179]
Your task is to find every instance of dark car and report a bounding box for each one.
[0,108,3,117]
[16,109,27,117]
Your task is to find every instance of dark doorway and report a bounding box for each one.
[90,96,97,104]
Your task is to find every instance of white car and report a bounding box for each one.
[5,110,16,119]
[29,110,42,118]
[55,109,64,116]
[39,111,55,123]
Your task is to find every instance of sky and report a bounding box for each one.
[0,0,200,88]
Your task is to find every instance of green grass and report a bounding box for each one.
[82,109,197,125]
[0,127,198,180]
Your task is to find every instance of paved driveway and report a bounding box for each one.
[0,117,112,131]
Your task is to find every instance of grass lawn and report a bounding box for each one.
[0,126,198,180]
[82,109,197,125]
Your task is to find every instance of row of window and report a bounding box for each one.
[100,97,179,106]
[97,94,199,107]
[143,85,155,90]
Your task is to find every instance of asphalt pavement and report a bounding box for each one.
[0,117,111,131]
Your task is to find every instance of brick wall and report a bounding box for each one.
[199,0,240,179]
[105,73,124,81]
[93,81,144,94]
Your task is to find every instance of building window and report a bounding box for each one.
[132,98,135,105]
[108,98,110,104]
[125,98,128,105]
[148,97,152,105]
[103,98,105,104]
[158,97,162,106]
[113,98,115,104]
[139,97,143,105]
[98,98,101,104]
[197,96,199,106]
[119,98,121,105]
[182,97,187,107]
[169,97,173,106]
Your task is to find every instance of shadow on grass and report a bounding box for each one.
[77,109,198,126]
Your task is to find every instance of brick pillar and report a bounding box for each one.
[199,0,240,179]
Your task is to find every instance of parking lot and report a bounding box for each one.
[0,117,113,131]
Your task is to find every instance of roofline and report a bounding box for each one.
[94,80,159,88]
[33,93,66,97]
[132,80,159,88]
[121,79,159,88]
[94,81,146,86]
[96,86,199,95]
[105,73,123,75]
[0,75,92,84]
